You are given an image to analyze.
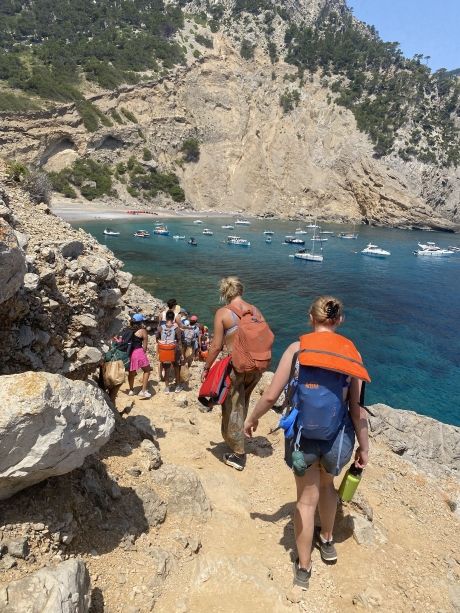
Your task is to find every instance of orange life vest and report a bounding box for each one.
[298,331,371,382]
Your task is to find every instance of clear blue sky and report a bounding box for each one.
[349,0,459,71]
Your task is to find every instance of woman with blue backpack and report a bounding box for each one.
[244,296,370,589]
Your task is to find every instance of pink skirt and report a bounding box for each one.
[130,347,150,371]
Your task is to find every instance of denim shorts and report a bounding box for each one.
[285,415,355,476]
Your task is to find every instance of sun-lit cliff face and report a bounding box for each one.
[0,0,458,228]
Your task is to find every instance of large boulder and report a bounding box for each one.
[0,372,115,500]
[0,218,26,304]
[152,465,211,520]
[0,559,91,612]
[78,255,110,282]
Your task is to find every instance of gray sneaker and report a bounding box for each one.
[293,559,311,589]
[315,528,337,563]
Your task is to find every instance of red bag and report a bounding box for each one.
[198,356,233,408]
[227,304,274,373]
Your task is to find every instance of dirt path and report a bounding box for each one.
[103,361,459,613]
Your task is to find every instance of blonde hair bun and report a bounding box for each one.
[309,296,343,325]
[219,276,244,303]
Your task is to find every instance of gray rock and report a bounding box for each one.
[76,346,102,367]
[78,255,110,282]
[350,514,375,546]
[100,288,121,307]
[0,559,91,612]
[147,547,173,589]
[116,271,133,292]
[61,240,84,259]
[131,416,157,442]
[152,465,211,520]
[73,314,98,331]
[13,230,29,251]
[0,554,17,570]
[39,268,55,285]
[140,439,162,470]
[6,537,29,559]
[0,218,26,304]
[135,485,167,527]
[17,325,35,348]
[450,583,460,612]
[0,372,114,500]
[368,403,460,475]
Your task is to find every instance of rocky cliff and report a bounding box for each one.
[0,0,458,230]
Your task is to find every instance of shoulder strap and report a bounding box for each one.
[227,304,253,318]
[281,350,300,415]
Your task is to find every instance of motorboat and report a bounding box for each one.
[235,219,251,225]
[285,236,305,245]
[263,230,275,235]
[103,228,120,236]
[311,236,327,242]
[361,243,391,258]
[153,224,170,236]
[306,223,319,228]
[134,230,150,238]
[338,232,358,239]
[222,224,234,229]
[173,235,185,240]
[320,230,335,235]
[193,220,203,224]
[295,228,308,235]
[415,242,454,257]
[294,249,323,262]
[448,245,460,252]
[188,237,198,246]
[202,228,214,236]
[227,235,250,247]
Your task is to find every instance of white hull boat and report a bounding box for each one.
[202,229,214,236]
[311,236,327,242]
[361,243,391,258]
[193,220,203,224]
[222,225,234,229]
[227,235,250,247]
[103,228,120,236]
[173,235,185,240]
[235,219,251,225]
[295,228,308,235]
[294,251,323,262]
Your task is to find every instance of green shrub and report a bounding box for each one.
[195,34,213,49]
[267,41,278,64]
[120,107,138,123]
[143,148,153,161]
[180,138,200,162]
[0,91,39,112]
[111,110,124,124]
[240,39,255,60]
[75,100,100,132]
[193,49,201,59]
[23,171,53,204]
[48,171,77,198]
[6,160,29,182]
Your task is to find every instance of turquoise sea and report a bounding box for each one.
[77,217,460,426]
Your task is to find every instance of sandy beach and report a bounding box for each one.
[52,198,236,222]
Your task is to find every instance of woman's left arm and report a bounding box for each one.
[348,378,369,468]
[141,329,148,352]
[244,342,298,437]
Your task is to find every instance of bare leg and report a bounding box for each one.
[164,364,171,388]
[294,461,321,569]
[317,467,338,541]
[141,367,151,392]
[174,364,181,386]
[128,371,135,391]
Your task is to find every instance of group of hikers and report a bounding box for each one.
[103,276,370,590]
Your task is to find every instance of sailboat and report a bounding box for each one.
[294,224,323,262]
[338,223,358,239]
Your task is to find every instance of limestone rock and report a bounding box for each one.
[23,272,39,290]
[350,514,375,546]
[5,537,29,559]
[0,372,115,500]
[78,255,110,282]
[61,240,84,259]
[131,416,157,442]
[368,404,460,475]
[116,270,133,292]
[135,485,167,527]
[0,219,26,304]
[75,346,103,367]
[152,464,211,519]
[100,288,121,307]
[0,559,91,612]
[140,439,162,470]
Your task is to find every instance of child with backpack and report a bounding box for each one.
[244,296,370,590]
[156,309,184,393]
[202,276,274,471]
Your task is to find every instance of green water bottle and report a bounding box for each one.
[338,464,363,502]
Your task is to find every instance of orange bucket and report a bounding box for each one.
[157,342,176,363]
[199,350,208,361]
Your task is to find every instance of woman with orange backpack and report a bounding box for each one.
[203,276,274,471]
[244,296,370,590]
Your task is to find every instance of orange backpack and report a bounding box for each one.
[227,304,274,373]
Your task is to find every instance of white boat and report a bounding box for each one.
[222,224,234,229]
[295,228,308,235]
[235,219,251,225]
[134,230,150,238]
[312,236,328,242]
[193,219,203,224]
[153,224,170,236]
[361,243,391,258]
[202,228,213,236]
[294,250,323,262]
[103,228,120,236]
[227,235,250,247]
[173,235,185,240]
[320,231,335,235]
[448,245,460,252]
[338,232,358,239]
[415,242,454,257]
[263,230,274,235]
[285,236,305,245]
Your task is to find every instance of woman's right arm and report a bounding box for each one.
[244,342,298,437]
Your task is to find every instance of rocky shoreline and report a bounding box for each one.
[0,160,459,612]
